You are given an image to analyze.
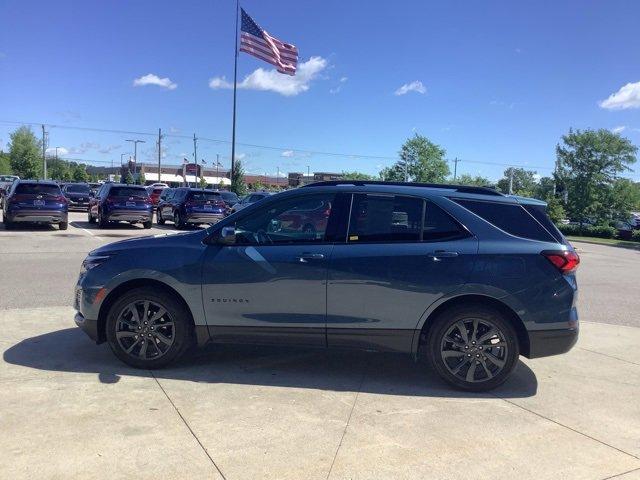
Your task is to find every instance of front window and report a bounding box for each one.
[234,193,335,245]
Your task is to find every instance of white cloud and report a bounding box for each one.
[209,56,328,97]
[45,147,69,156]
[394,80,426,96]
[340,76,348,83]
[133,73,177,90]
[98,144,121,154]
[281,150,295,157]
[599,81,640,110]
[612,126,627,133]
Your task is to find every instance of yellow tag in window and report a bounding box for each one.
[349,235,359,241]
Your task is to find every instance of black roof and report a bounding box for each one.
[301,180,503,196]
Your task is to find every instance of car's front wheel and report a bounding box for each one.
[105,287,194,369]
[425,304,519,392]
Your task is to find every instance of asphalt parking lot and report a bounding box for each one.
[1,211,639,479]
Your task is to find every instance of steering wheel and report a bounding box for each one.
[255,229,273,245]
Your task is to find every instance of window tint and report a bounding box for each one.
[15,183,61,196]
[160,189,173,200]
[188,191,221,202]
[348,194,423,243]
[453,199,556,242]
[220,191,238,202]
[109,187,149,198]
[523,204,565,244]
[235,193,335,245]
[423,202,467,241]
[65,184,90,193]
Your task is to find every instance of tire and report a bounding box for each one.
[59,221,68,230]
[98,209,108,228]
[105,286,194,369]
[425,304,519,392]
[3,218,13,230]
[142,220,152,229]
[88,211,96,224]
[174,211,184,230]
[157,210,165,225]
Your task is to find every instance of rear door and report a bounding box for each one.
[327,193,478,352]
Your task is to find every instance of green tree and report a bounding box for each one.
[124,170,134,185]
[198,175,208,189]
[496,167,537,196]
[455,174,491,186]
[342,171,377,181]
[72,164,89,182]
[231,160,247,196]
[138,171,146,185]
[0,152,11,175]
[48,158,72,181]
[557,128,637,228]
[8,126,41,179]
[380,134,450,182]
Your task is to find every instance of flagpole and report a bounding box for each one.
[230,0,240,192]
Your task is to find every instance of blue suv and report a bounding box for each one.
[88,183,153,229]
[74,181,579,391]
[3,180,68,230]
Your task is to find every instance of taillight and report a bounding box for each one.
[55,195,67,203]
[542,250,580,274]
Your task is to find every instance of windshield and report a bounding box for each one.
[65,184,90,193]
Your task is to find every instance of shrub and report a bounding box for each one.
[557,224,580,236]
[588,225,616,238]
[632,230,640,242]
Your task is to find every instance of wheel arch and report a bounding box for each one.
[96,278,199,344]
[413,294,530,358]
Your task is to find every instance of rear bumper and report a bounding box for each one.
[527,326,579,358]
[74,312,101,343]
[105,209,152,223]
[186,213,224,224]
[67,201,89,210]
[7,210,68,223]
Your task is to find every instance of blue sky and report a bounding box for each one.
[1,0,639,180]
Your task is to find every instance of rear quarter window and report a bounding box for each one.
[453,198,557,242]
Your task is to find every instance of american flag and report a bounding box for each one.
[239,8,298,76]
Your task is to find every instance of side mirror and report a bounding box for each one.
[218,226,236,245]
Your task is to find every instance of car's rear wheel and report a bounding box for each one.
[106,287,194,369]
[3,217,13,230]
[97,209,108,228]
[142,220,152,229]
[59,221,68,230]
[426,304,519,392]
[88,211,95,223]
[174,211,185,229]
[157,209,165,225]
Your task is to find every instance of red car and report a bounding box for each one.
[275,199,332,236]
[146,186,166,208]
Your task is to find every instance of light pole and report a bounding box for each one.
[125,139,146,175]
[120,153,128,168]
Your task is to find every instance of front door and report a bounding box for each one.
[201,192,338,346]
[327,193,478,352]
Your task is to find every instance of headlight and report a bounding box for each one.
[80,254,114,274]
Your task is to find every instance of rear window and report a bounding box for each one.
[151,188,164,195]
[523,204,565,243]
[188,191,221,202]
[109,187,148,198]
[15,183,61,196]
[65,184,90,193]
[220,191,239,202]
[453,198,556,242]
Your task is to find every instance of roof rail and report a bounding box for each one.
[301,180,503,196]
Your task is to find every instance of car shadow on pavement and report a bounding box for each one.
[3,327,537,399]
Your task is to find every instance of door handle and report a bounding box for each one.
[296,253,325,262]
[427,250,459,261]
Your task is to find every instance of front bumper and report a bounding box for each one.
[7,210,68,223]
[75,312,101,343]
[527,326,579,358]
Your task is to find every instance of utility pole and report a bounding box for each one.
[41,125,47,179]
[277,167,280,188]
[404,159,408,182]
[157,128,163,183]
[216,153,220,184]
[192,134,198,188]
[125,139,145,175]
[453,157,460,181]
